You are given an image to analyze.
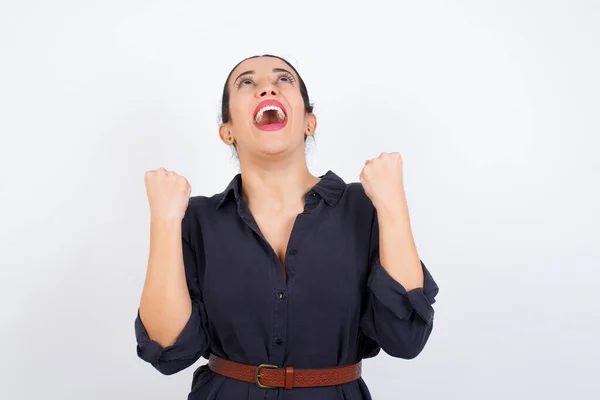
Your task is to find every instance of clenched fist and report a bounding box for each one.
[144,168,191,222]
[360,152,406,211]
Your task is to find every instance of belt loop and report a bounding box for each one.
[284,366,294,389]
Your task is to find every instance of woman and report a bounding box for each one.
[135,54,439,400]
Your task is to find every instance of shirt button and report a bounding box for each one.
[309,191,317,198]
[275,337,284,346]
[289,249,298,256]
[278,291,287,300]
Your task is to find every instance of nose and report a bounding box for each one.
[255,80,279,98]
[260,89,277,97]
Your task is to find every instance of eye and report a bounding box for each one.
[235,77,254,88]
[276,72,296,84]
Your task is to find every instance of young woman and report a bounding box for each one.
[135,54,439,400]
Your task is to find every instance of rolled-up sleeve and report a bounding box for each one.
[134,300,208,375]
[134,221,210,375]
[368,259,438,324]
[360,208,439,359]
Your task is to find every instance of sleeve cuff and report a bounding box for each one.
[367,260,438,325]
[134,302,203,363]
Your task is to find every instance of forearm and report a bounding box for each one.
[376,197,424,292]
[139,218,192,348]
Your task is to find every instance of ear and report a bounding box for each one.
[219,123,234,145]
[305,113,317,137]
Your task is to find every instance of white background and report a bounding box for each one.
[1,1,599,399]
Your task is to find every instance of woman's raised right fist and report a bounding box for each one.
[144,168,191,222]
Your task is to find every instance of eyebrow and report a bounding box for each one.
[234,70,254,83]
[272,68,293,75]
[233,68,295,84]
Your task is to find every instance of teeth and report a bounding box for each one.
[255,105,286,124]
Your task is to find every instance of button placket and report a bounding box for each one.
[270,288,288,365]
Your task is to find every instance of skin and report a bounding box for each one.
[360,153,424,292]
[219,56,423,291]
[218,56,320,211]
[140,168,193,348]
[218,56,321,273]
[139,56,425,349]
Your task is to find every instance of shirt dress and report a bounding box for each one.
[134,170,439,400]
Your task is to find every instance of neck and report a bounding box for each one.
[237,150,320,214]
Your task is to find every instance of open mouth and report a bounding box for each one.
[253,100,287,130]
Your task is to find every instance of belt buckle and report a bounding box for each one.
[255,364,278,389]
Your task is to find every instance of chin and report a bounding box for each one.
[256,135,305,158]
[256,140,291,156]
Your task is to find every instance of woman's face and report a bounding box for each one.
[220,56,316,157]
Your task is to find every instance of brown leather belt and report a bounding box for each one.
[208,354,362,389]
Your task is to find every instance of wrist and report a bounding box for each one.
[150,215,183,229]
[373,196,407,215]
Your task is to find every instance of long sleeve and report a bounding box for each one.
[134,224,210,375]
[359,209,439,359]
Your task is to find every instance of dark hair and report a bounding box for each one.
[220,54,314,125]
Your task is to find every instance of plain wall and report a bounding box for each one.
[1,0,598,399]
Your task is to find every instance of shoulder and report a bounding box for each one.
[188,193,222,211]
[181,173,241,233]
[181,193,222,240]
[340,181,374,210]
[327,178,375,227]
[329,179,375,239]
[185,192,224,219]
[319,170,371,208]
[344,181,367,199]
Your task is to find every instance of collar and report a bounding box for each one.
[215,170,346,210]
